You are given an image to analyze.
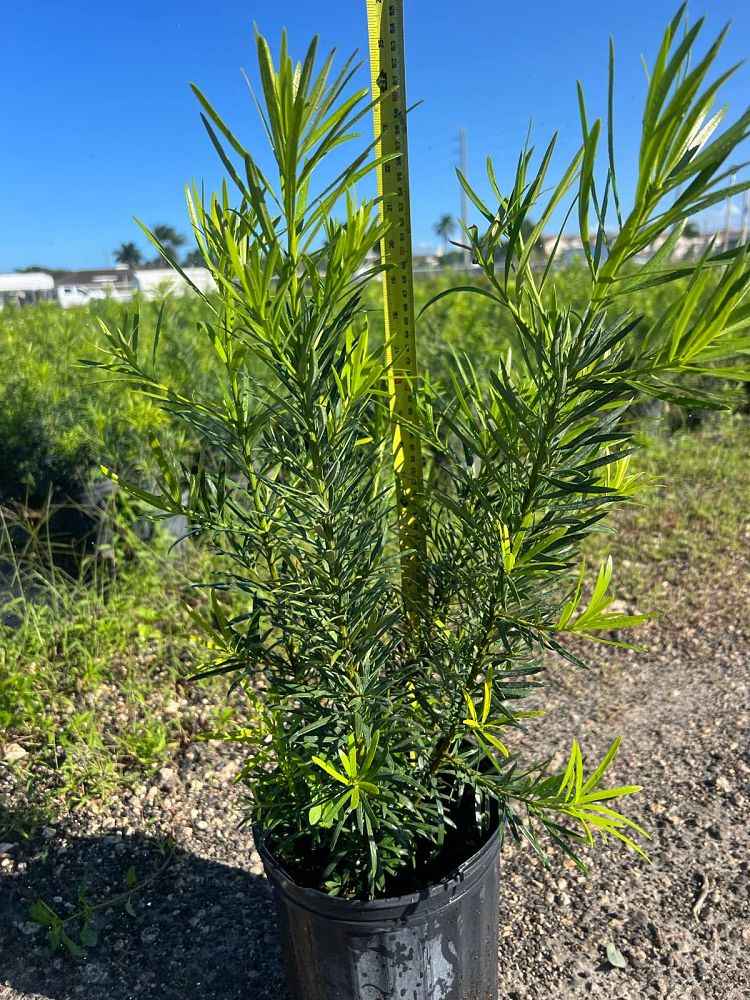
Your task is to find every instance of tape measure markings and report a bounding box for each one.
[366,0,426,611]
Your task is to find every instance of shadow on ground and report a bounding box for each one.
[1,830,286,1000]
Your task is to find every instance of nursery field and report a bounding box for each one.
[1,286,749,998]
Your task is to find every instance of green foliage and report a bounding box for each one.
[89,13,750,899]
[434,213,456,252]
[0,506,227,817]
[0,373,95,502]
[120,719,170,770]
[114,242,143,266]
[585,415,750,587]
[28,843,174,957]
[0,297,217,503]
[606,940,629,970]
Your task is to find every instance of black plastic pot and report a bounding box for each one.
[3,479,116,576]
[255,822,501,1000]
[1,479,117,627]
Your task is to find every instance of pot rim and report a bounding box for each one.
[253,814,501,922]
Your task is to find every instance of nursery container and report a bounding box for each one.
[255,820,501,1000]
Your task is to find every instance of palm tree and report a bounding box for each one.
[151,225,187,264]
[114,242,142,266]
[434,214,456,254]
[183,249,205,267]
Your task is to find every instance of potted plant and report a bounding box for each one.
[92,8,750,998]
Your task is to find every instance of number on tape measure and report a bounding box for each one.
[366,0,426,609]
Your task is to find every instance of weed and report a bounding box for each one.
[29,840,176,957]
[120,720,171,771]
[0,499,229,818]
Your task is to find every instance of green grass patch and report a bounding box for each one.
[585,414,750,608]
[0,513,234,833]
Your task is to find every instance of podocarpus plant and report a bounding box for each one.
[92,7,750,901]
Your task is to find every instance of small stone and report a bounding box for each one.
[157,766,177,790]
[3,742,28,762]
[41,826,57,839]
[0,843,18,855]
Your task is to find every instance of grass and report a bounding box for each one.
[0,505,236,836]
[585,412,750,614]
[0,269,694,507]
[0,296,218,507]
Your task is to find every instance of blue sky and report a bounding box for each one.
[1,0,748,270]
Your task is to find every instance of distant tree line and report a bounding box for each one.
[432,212,545,263]
[114,225,203,268]
[14,215,706,277]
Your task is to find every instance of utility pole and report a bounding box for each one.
[722,174,736,251]
[460,126,470,270]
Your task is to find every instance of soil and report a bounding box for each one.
[1,567,748,999]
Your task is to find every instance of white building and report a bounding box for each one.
[55,266,135,308]
[133,267,216,299]
[53,266,216,307]
[0,271,56,308]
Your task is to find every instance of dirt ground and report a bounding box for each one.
[2,565,749,999]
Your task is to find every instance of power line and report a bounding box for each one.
[460,126,469,268]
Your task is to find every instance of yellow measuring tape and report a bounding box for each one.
[366,0,426,612]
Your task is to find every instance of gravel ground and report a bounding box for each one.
[498,576,750,1000]
[2,566,748,999]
